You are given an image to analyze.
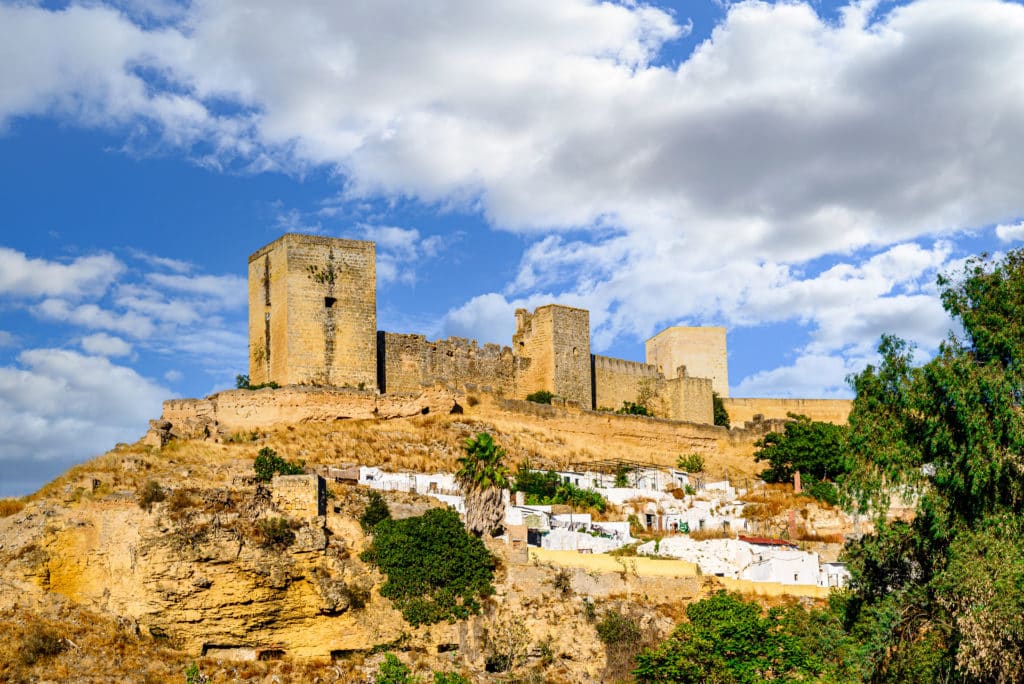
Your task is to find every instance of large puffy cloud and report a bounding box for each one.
[3,0,1024,395]
[0,348,170,496]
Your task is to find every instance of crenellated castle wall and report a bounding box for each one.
[237,234,849,431]
[377,332,514,394]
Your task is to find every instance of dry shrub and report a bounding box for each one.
[688,527,734,541]
[0,498,25,517]
[797,531,845,543]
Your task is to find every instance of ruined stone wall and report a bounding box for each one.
[513,305,591,406]
[248,234,376,389]
[271,474,327,520]
[155,387,458,439]
[646,326,729,397]
[592,355,662,411]
[722,398,852,427]
[377,332,514,394]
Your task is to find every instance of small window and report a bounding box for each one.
[324,296,337,308]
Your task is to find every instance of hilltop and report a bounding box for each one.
[0,387,840,683]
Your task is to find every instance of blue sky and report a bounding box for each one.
[2,0,1024,496]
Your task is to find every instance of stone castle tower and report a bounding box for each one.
[646,326,729,397]
[246,233,725,424]
[512,305,591,406]
[248,234,377,388]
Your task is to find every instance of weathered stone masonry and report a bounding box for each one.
[244,234,754,425]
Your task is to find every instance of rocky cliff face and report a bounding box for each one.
[1,481,414,661]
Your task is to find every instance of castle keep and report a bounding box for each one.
[249,234,724,424]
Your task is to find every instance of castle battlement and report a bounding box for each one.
[248,235,726,424]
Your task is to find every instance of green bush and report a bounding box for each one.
[253,447,304,482]
[360,491,392,531]
[361,507,495,626]
[617,401,652,416]
[513,461,607,512]
[235,373,280,391]
[433,671,470,684]
[712,391,730,427]
[21,628,66,666]
[596,609,642,646]
[376,653,415,684]
[255,517,297,550]
[614,464,630,487]
[633,591,851,683]
[802,477,839,506]
[525,390,554,404]
[676,453,705,473]
[137,480,166,512]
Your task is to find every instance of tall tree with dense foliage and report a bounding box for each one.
[456,432,510,537]
[633,591,853,682]
[841,250,1024,682]
[360,507,495,626]
[754,414,849,484]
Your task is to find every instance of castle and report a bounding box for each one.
[246,234,731,424]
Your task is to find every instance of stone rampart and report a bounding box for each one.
[496,398,725,463]
[723,398,852,427]
[152,387,458,440]
[378,332,513,394]
[592,355,661,411]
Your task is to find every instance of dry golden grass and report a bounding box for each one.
[688,527,736,541]
[0,498,25,517]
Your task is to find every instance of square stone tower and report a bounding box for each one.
[645,326,729,397]
[513,304,591,407]
[248,234,377,389]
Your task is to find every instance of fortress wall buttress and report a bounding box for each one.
[378,332,514,394]
[667,373,714,425]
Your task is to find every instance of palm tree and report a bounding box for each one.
[456,432,510,537]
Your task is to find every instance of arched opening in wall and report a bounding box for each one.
[324,296,337,308]
[572,347,578,358]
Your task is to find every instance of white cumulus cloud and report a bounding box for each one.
[0,348,170,496]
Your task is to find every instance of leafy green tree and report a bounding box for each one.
[252,447,304,482]
[614,463,630,487]
[361,507,495,626]
[457,432,509,537]
[633,591,848,683]
[513,462,607,512]
[712,391,730,427]
[754,414,848,484]
[525,390,554,404]
[840,250,1024,682]
[360,490,392,532]
[676,453,705,473]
